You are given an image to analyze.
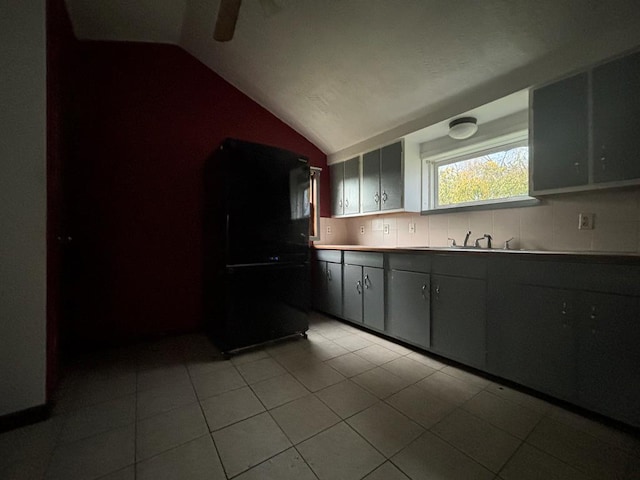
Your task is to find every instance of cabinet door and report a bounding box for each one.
[592,51,640,183]
[343,265,363,323]
[577,292,640,426]
[495,285,577,401]
[531,73,589,191]
[325,262,343,317]
[330,163,344,216]
[387,270,430,348]
[343,157,360,215]
[363,267,384,331]
[312,260,327,311]
[362,149,381,212]
[380,142,403,210]
[431,275,486,368]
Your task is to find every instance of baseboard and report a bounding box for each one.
[0,404,51,433]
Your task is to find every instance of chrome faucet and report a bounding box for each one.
[463,231,472,247]
[474,234,493,248]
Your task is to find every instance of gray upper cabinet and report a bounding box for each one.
[531,49,640,194]
[330,163,344,217]
[330,156,360,216]
[592,50,640,183]
[343,157,360,214]
[362,141,403,213]
[380,142,403,210]
[387,269,430,349]
[362,149,381,213]
[531,73,589,192]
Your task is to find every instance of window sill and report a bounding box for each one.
[421,197,540,215]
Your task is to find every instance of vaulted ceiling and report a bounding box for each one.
[65,0,640,158]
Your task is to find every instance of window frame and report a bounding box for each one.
[309,166,322,241]
[422,130,534,211]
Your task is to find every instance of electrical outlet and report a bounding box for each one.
[409,222,416,234]
[359,225,365,235]
[383,224,390,235]
[578,213,594,230]
[326,225,333,235]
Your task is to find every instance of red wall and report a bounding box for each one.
[69,41,329,344]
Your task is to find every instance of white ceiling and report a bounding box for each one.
[65,0,640,157]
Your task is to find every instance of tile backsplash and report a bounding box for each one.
[314,188,640,253]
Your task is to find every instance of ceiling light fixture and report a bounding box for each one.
[448,117,478,140]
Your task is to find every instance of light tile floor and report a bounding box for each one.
[2,312,639,480]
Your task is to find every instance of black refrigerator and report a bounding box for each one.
[204,138,310,355]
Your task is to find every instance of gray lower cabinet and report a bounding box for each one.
[325,262,343,318]
[430,274,486,368]
[576,292,640,425]
[343,264,363,323]
[313,260,343,318]
[491,284,578,402]
[386,269,430,349]
[343,252,385,330]
[363,267,384,330]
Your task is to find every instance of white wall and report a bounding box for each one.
[0,0,47,415]
[315,188,640,254]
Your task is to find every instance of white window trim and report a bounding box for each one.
[422,130,532,211]
[309,167,322,241]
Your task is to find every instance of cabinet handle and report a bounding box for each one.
[435,285,440,295]
[600,145,606,171]
[326,269,331,281]
[573,162,580,174]
[421,284,427,299]
[345,198,349,208]
[374,192,380,204]
[356,280,362,294]
[364,274,371,289]
[382,191,388,202]
[561,302,567,315]
[339,199,343,208]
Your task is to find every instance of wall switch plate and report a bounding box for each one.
[359,225,365,235]
[409,222,416,234]
[326,225,332,235]
[578,213,594,230]
[384,224,390,235]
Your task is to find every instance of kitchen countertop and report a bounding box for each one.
[313,244,640,264]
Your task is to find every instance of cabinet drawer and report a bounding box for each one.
[432,255,487,279]
[543,262,640,296]
[387,253,431,273]
[344,251,383,268]
[315,250,342,263]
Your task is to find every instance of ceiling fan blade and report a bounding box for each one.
[214,0,242,42]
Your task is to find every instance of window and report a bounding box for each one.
[423,131,533,210]
[309,167,321,240]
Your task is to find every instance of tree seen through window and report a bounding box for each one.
[437,146,529,206]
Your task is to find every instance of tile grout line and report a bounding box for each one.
[186,353,232,480]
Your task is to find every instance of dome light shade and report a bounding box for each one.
[448,117,478,140]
